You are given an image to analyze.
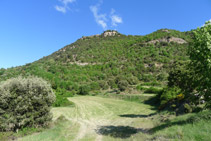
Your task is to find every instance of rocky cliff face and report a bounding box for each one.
[102,31,118,37]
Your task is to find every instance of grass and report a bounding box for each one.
[20,116,80,141]
[99,93,153,103]
[0,126,44,140]
[2,96,211,141]
[19,96,155,140]
[151,110,211,141]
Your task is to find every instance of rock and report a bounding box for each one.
[102,31,118,37]
[147,37,187,44]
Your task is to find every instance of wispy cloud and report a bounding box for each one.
[90,1,123,30]
[90,1,108,30]
[110,9,123,27]
[55,0,76,13]
[55,5,67,13]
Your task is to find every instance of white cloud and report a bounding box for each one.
[98,20,107,29]
[61,0,76,5]
[90,1,123,29]
[111,15,123,26]
[55,0,76,13]
[90,2,108,30]
[55,5,66,13]
[110,8,123,27]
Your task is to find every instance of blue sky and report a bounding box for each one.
[0,0,211,68]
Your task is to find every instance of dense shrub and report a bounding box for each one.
[144,87,163,94]
[53,95,74,107]
[108,78,117,89]
[136,85,148,91]
[0,76,56,132]
[117,80,129,91]
[159,87,181,106]
[90,82,100,91]
[98,81,109,90]
[78,85,90,95]
[168,61,196,93]
[126,76,138,85]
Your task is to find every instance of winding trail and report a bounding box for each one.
[20,96,156,141]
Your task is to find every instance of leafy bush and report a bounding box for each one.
[184,103,192,113]
[108,78,117,89]
[159,87,181,106]
[144,87,162,94]
[126,77,138,85]
[168,61,196,94]
[117,80,129,91]
[90,82,100,91]
[0,76,56,132]
[78,85,90,95]
[53,95,74,107]
[136,85,148,91]
[98,81,109,90]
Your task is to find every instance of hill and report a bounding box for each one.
[0,29,193,105]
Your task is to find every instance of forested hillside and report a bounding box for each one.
[0,29,193,106]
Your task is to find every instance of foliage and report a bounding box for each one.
[53,95,74,107]
[79,85,90,95]
[136,85,148,91]
[0,76,55,132]
[144,87,163,94]
[168,61,196,94]
[159,87,181,106]
[188,21,211,107]
[117,80,129,91]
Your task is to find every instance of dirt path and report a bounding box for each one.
[20,96,156,141]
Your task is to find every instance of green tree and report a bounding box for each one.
[0,76,55,131]
[189,21,211,107]
[168,61,196,93]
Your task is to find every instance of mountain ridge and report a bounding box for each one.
[0,28,193,106]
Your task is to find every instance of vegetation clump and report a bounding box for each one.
[189,21,211,108]
[160,21,211,112]
[0,76,55,132]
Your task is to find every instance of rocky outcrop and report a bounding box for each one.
[102,31,118,37]
[80,30,119,40]
[147,37,187,44]
[160,29,170,33]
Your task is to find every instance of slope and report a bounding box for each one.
[0,29,193,105]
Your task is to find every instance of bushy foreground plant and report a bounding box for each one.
[159,87,181,106]
[0,76,56,132]
[189,21,211,108]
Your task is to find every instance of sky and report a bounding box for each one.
[0,0,211,68]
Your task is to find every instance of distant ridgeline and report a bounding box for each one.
[0,29,192,103]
